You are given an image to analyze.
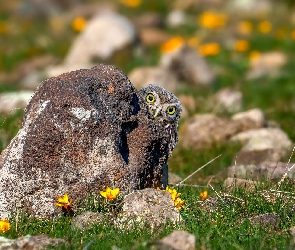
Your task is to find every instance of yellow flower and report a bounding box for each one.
[249,50,261,63]
[100,187,120,201]
[258,21,272,34]
[0,219,11,233]
[199,11,227,29]
[200,190,208,200]
[54,193,73,210]
[291,29,295,40]
[166,186,181,200]
[199,43,220,56]
[238,21,253,35]
[234,40,249,52]
[160,36,185,54]
[72,17,86,32]
[165,186,185,210]
[174,197,185,211]
[120,0,142,8]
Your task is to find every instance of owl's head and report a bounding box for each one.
[138,84,182,157]
[138,84,182,127]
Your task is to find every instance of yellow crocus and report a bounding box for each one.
[100,187,120,201]
[0,219,11,233]
[174,197,185,211]
[160,36,185,54]
[54,193,73,209]
[199,43,221,56]
[72,17,87,32]
[234,40,249,52]
[200,190,208,200]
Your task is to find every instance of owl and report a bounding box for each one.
[137,84,182,157]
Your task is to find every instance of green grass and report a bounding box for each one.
[2,0,295,249]
[1,180,295,249]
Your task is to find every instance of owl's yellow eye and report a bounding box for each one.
[146,93,155,103]
[166,106,176,115]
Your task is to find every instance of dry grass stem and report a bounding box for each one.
[176,154,222,186]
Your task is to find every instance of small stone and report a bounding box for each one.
[72,211,105,230]
[166,10,187,27]
[0,235,65,250]
[153,230,195,250]
[224,177,259,192]
[213,88,243,113]
[232,108,265,128]
[227,161,295,180]
[115,188,183,230]
[234,149,277,165]
[246,51,287,79]
[0,91,34,113]
[234,149,275,165]
[128,66,178,93]
[231,128,292,158]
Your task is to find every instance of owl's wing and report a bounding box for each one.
[167,123,178,157]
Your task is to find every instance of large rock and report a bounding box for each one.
[0,64,171,219]
[179,113,263,149]
[65,12,136,64]
[232,108,265,128]
[128,66,178,93]
[160,45,215,86]
[115,188,183,230]
[213,88,243,113]
[231,128,292,158]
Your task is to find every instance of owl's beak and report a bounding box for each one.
[153,107,162,118]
